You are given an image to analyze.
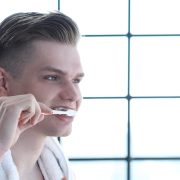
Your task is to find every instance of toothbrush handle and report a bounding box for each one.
[41,110,67,115]
[41,110,77,116]
[41,111,53,115]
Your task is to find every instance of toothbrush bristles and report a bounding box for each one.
[61,108,68,111]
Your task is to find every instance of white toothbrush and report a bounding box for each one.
[41,109,77,116]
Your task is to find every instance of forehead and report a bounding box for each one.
[25,40,83,76]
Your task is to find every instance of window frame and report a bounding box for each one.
[58,0,180,179]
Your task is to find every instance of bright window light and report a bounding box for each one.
[61,0,128,34]
[131,98,180,157]
[130,37,180,96]
[71,161,126,180]
[132,161,180,180]
[131,0,180,34]
[78,37,128,97]
[62,99,128,158]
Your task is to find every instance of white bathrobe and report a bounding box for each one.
[0,137,75,180]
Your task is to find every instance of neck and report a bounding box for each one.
[11,127,47,175]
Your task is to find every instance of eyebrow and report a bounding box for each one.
[40,66,85,77]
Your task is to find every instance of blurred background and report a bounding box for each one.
[1,0,180,179]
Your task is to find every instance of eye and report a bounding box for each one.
[72,78,80,83]
[44,75,58,81]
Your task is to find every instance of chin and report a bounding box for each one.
[51,125,73,137]
[39,117,73,137]
[59,129,72,137]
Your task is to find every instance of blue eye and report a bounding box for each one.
[44,75,57,81]
[72,79,80,83]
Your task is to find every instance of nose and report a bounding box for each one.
[59,81,80,102]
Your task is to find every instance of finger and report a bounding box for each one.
[19,116,31,124]
[18,120,33,132]
[21,114,44,126]
[0,94,33,105]
[38,102,52,114]
[19,111,33,120]
[0,96,35,119]
[9,99,35,125]
[30,101,41,125]
[36,114,45,124]
[0,95,52,117]
[0,97,36,131]
[19,101,52,125]
[18,114,44,133]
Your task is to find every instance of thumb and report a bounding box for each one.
[38,102,52,115]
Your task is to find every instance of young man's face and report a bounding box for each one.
[8,40,84,137]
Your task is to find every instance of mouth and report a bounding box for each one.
[51,107,74,117]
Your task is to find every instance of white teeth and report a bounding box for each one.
[51,107,77,116]
[52,107,70,116]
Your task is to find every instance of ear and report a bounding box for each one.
[0,68,9,97]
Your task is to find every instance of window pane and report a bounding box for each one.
[131,0,180,34]
[0,0,58,22]
[78,37,128,97]
[130,37,180,96]
[131,99,180,157]
[61,0,128,34]
[131,161,180,180]
[61,99,128,158]
[70,161,126,180]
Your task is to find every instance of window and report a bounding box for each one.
[1,1,180,179]
[60,0,180,180]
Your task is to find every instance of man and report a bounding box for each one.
[0,11,84,180]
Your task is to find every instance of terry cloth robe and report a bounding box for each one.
[0,137,75,180]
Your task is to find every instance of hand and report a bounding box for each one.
[0,94,52,159]
[62,178,67,180]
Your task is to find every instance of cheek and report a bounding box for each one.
[29,86,55,104]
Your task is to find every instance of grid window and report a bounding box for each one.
[130,37,180,96]
[1,1,180,180]
[60,0,180,180]
[61,0,128,34]
[131,98,180,157]
[61,99,128,158]
[131,0,180,34]
[78,37,128,97]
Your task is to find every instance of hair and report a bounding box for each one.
[0,11,80,79]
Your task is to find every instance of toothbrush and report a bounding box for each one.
[41,109,77,116]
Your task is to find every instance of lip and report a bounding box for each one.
[54,114,74,123]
